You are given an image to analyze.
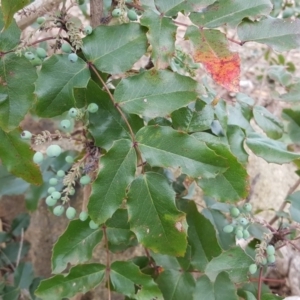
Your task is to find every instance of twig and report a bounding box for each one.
[16,228,24,267]
[257,267,263,300]
[102,225,111,300]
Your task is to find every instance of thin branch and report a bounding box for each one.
[102,225,111,300]
[257,267,263,300]
[269,178,300,225]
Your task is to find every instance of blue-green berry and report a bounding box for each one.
[267,254,276,264]
[61,43,72,53]
[33,151,44,164]
[46,145,62,157]
[79,211,89,221]
[69,187,75,195]
[266,245,275,255]
[68,108,78,118]
[68,53,78,63]
[60,119,71,129]
[48,187,56,194]
[243,229,250,239]
[112,8,122,17]
[46,196,57,206]
[230,207,240,218]
[51,191,61,200]
[261,257,267,265]
[80,175,91,185]
[66,207,76,219]
[236,230,243,239]
[84,25,93,35]
[89,220,99,229]
[21,130,32,139]
[249,264,257,274]
[65,155,74,163]
[127,9,138,21]
[24,51,35,60]
[30,57,42,66]
[223,225,234,233]
[239,218,249,226]
[53,205,65,216]
[57,170,65,177]
[36,47,47,59]
[87,103,98,113]
[37,17,45,24]
[49,178,58,185]
[243,203,252,212]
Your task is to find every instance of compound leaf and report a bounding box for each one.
[88,139,136,224]
[115,70,198,119]
[35,264,105,299]
[127,172,187,256]
[52,219,103,274]
[35,54,90,117]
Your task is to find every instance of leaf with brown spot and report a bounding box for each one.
[186,26,240,92]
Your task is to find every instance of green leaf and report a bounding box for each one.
[52,219,103,274]
[267,65,293,86]
[0,54,37,131]
[156,269,195,300]
[0,129,42,185]
[127,172,187,256]
[82,23,147,74]
[195,137,249,202]
[183,201,222,271]
[2,286,20,300]
[0,242,30,267]
[194,272,238,300]
[14,262,34,289]
[136,126,228,179]
[10,213,30,236]
[171,105,214,133]
[115,70,198,119]
[88,139,136,224]
[35,54,90,117]
[87,80,143,150]
[110,261,163,299]
[282,108,300,144]
[286,191,300,223]
[1,0,29,29]
[278,82,300,102]
[253,106,283,139]
[35,263,106,299]
[261,294,283,300]
[205,247,254,283]
[0,10,21,51]
[190,0,272,28]
[245,132,300,164]
[228,103,253,134]
[237,17,300,52]
[237,290,257,300]
[140,10,176,69]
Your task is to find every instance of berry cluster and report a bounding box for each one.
[112,6,138,21]
[21,104,100,230]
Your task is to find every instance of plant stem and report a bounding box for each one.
[257,267,263,300]
[102,225,111,300]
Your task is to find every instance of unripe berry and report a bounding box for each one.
[57,170,65,177]
[89,220,99,229]
[30,57,42,67]
[61,43,72,53]
[112,8,122,17]
[84,25,93,35]
[66,207,76,219]
[223,225,234,233]
[87,103,98,113]
[68,108,78,118]
[33,151,44,164]
[80,175,91,185]
[267,254,276,264]
[37,17,45,24]
[69,187,75,196]
[51,191,61,200]
[235,225,243,233]
[36,47,47,59]
[249,264,257,274]
[243,229,250,239]
[230,207,240,218]
[239,218,249,226]
[243,203,252,212]
[48,187,56,194]
[24,51,35,60]
[60,119,71,129]
[21,130,32,139]
[49,177,58,185]
[79,211,89,221]
[46,145,62,157]
[65,155,74,163]
[46,196,57,206]
[127,9,138,21]
[236,230,243,239]
[261,257,267,265]
[53,205,65,216]
[266,245,275,255]
[68,53,78,63]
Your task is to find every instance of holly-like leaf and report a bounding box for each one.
[194,272,238,300]
[88,139,136,224]
[195,136,249,202]
[1,0,29,29]
[282,108,300,144]
[35,54,90,117]
[156,269,195,300]
[82,23,147,74]
[14,262,34,290]
[182,201,222,271]
[190,0,272,28]
[10,213,30,236]
[87,80,143,150]
[171,105,214,133]
[267,65,293,86]
[253,106,283,139]
[205,247,254,283]
[0,54,37,131]
[51,219,103,274]
[0,10,21,51]
[186,26,240,92]
[136,126,228,179]
[237,17,300,52]
[228,103,253,134]
[140,10,176,69]
[286,191,300,223]
[278,82,300,102]
[35,264,105,299]
[127,172,187,256]
[115,70,199,119]
[110,261,163,299]
[0,128,42,185]
[245,132,300,164]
